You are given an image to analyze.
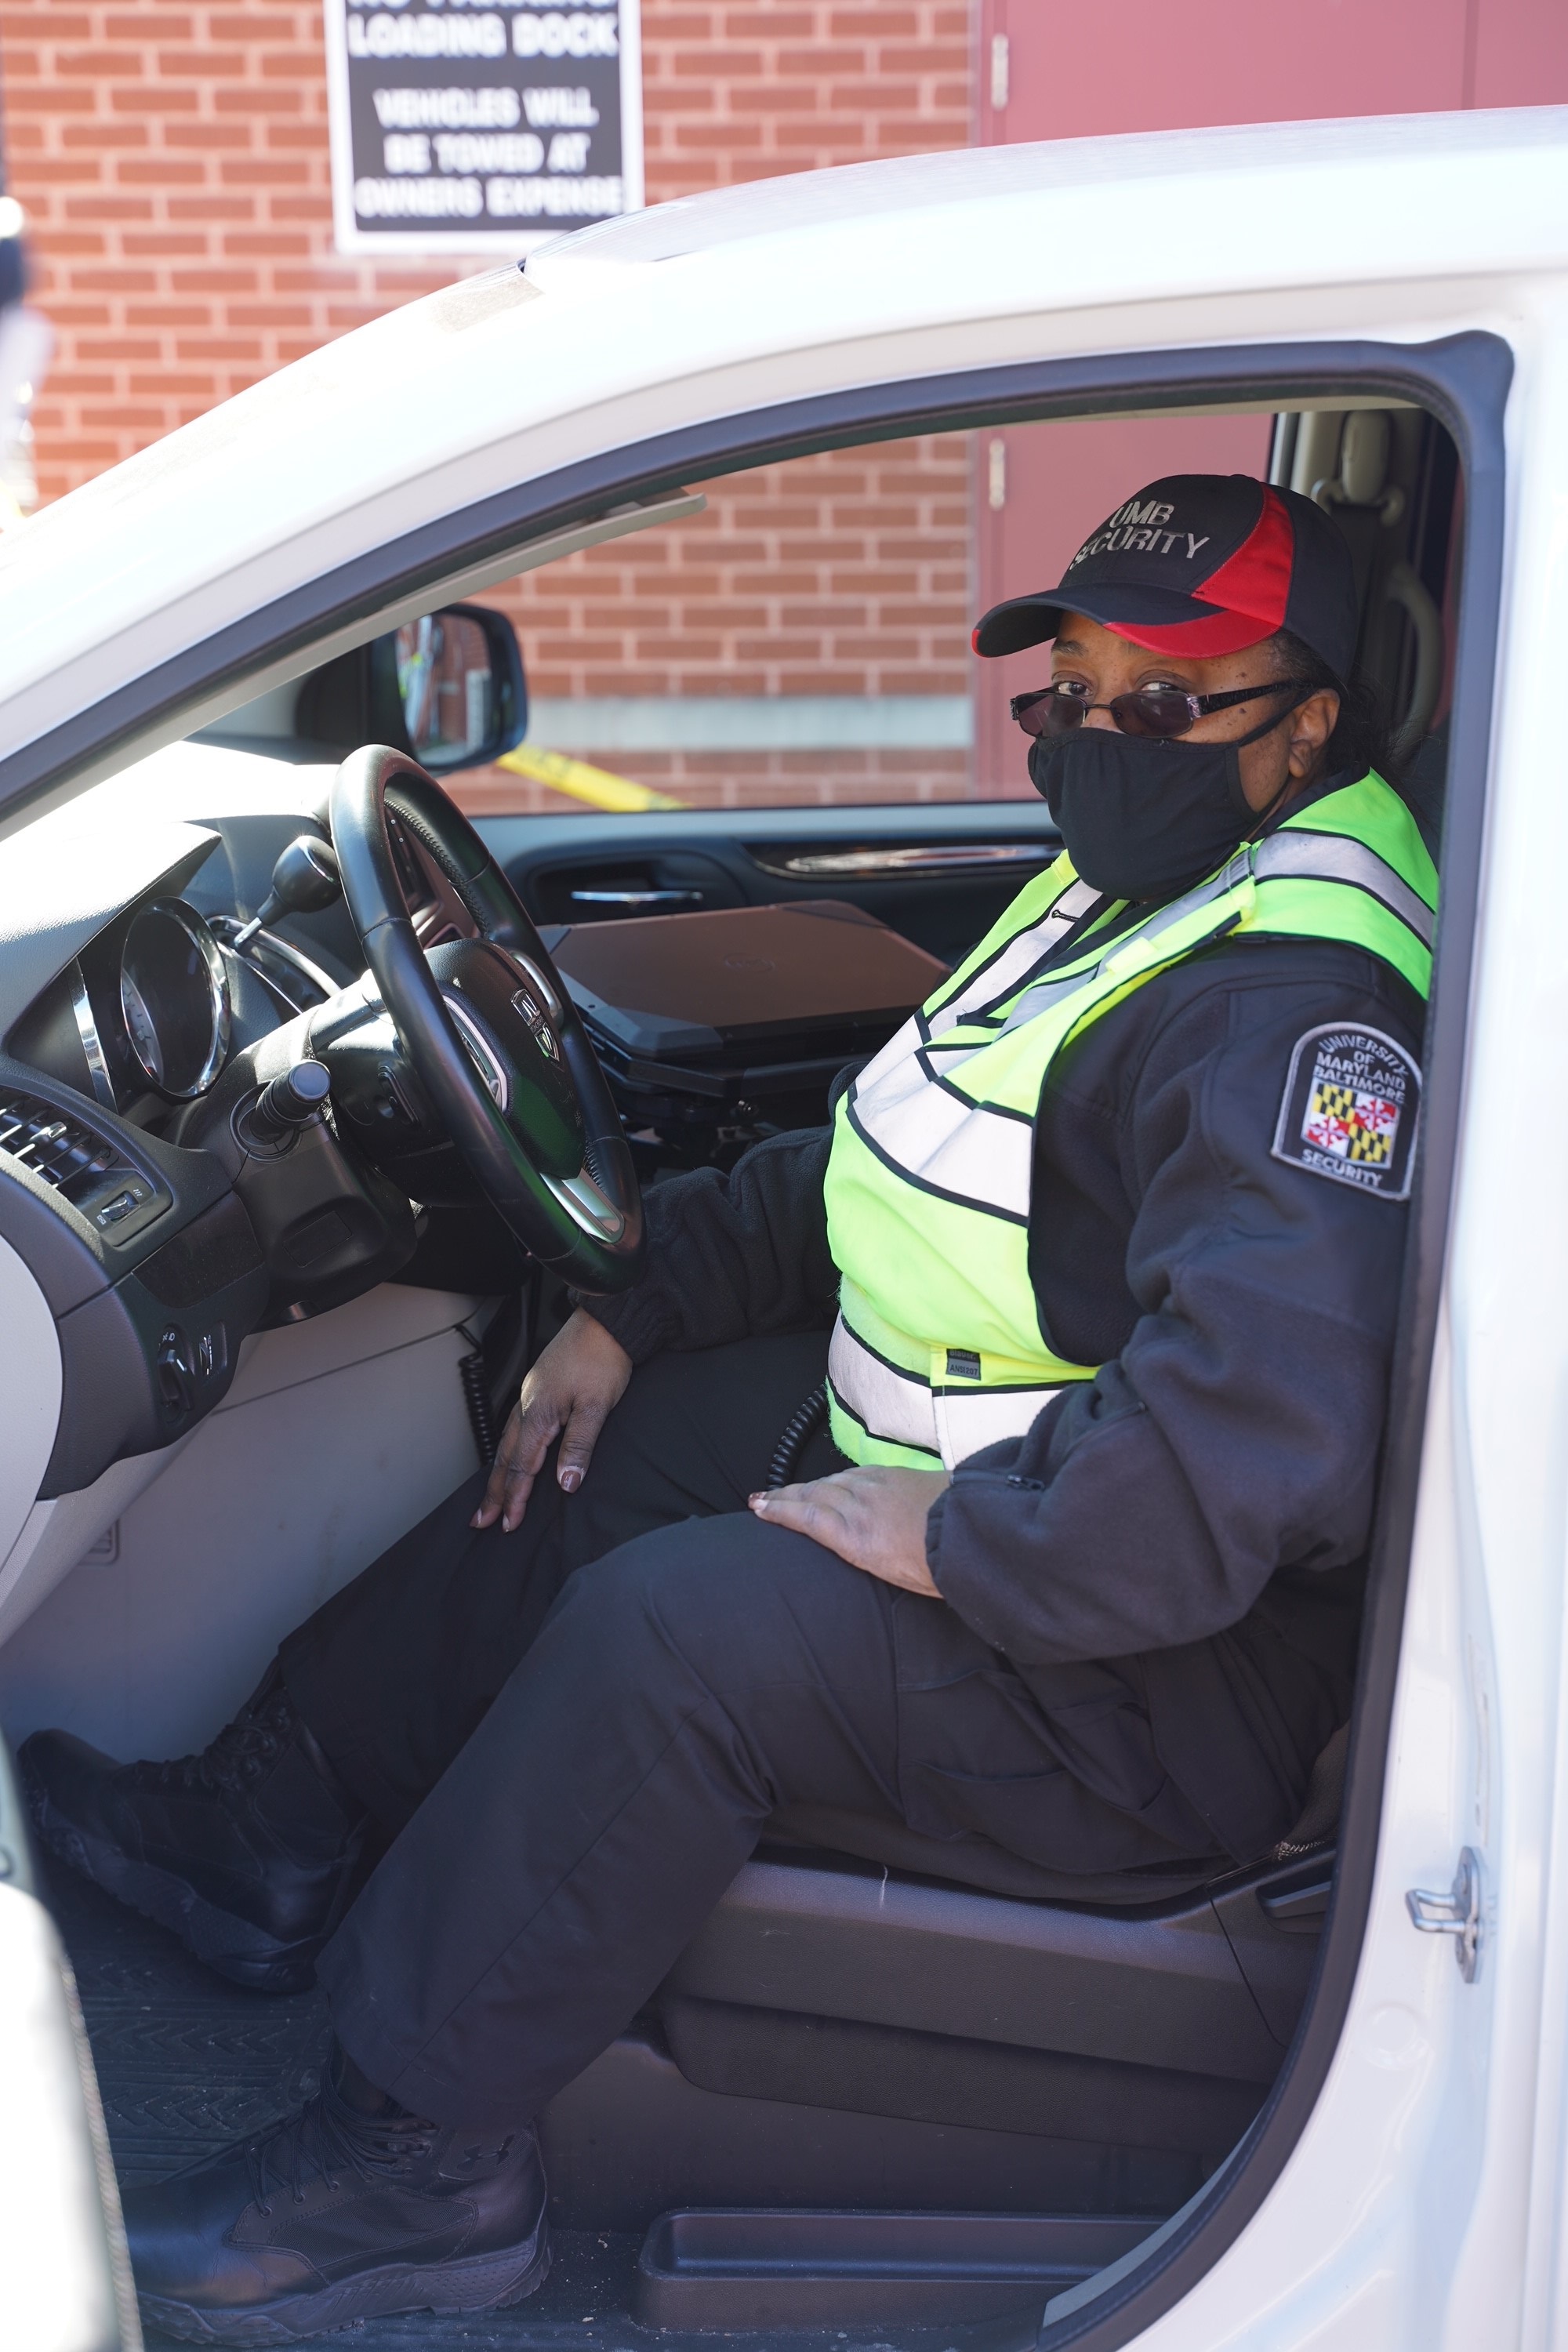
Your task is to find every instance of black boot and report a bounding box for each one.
[122,2041,549,2344]
[20,1666,368,1994]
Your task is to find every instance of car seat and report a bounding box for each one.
[539,1726,1346,2233]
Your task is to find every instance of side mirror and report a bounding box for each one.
[388,604,527,774]
[295,603,527,774]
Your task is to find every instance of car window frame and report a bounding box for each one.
[0,328,1510,2347]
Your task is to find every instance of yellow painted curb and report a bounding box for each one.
[498,744,685,813]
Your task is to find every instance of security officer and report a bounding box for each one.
[24,474,1438,2343]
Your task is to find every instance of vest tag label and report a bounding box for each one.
[945,1348,982,1381]
[1271,1023,1421,1200]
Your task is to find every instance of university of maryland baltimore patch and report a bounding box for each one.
[1271,1023,1421,1200]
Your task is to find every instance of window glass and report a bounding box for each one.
[450,409,1274,818]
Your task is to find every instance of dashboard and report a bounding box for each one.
[0,739,580,1504]
[11,848,342,1138]
[0,735,1058,1507]
[0,753,402,1501]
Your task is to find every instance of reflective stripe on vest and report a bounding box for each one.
[829,1291,1068,1466]
[822,772,1437,1472]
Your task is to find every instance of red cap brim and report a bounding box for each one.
[1105,609,1279,659]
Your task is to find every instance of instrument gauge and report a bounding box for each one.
[118,899,232,1098]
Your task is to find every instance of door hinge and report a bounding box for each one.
[989,32,1010,112]
[1406,1846,1483,1982]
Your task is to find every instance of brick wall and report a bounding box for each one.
[488,5,976,811]
[642,2,970,189]
[475,433,975,814]
[500,5,975,815]
[1,0,444,495]
[2,2,972,493]
[1,2,978,811]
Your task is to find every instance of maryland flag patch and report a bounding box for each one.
[1272,1024,1420,1200]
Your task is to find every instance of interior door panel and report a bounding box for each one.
[477,801,1063,970]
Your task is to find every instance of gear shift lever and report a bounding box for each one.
[235,835,341,947]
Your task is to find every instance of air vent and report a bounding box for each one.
[0,1087,166,1236]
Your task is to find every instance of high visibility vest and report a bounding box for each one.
[822,771,1437,1472]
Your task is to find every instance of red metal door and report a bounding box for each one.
[973,0,1568,791]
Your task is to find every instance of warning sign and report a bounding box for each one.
[323,0,643,254]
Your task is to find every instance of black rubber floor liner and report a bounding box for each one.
[41,1855,974,2351]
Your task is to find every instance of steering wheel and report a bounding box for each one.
[329,744,644,1293]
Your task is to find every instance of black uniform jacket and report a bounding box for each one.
[582,836,1427,1864]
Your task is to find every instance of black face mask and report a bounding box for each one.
[1029,716,1290,903]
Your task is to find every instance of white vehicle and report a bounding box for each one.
[0,103,1558,2352]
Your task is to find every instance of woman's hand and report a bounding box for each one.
[750,1465,950,1596]
[472,1308,633,1534]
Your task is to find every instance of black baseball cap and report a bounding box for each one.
[973,474,1358,681]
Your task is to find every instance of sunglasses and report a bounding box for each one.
[1010,678,1312,742]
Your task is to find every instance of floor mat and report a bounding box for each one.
[42,1855,960,2352]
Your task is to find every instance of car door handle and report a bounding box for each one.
[569,889,705,908]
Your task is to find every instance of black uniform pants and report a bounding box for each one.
[281,1333,1218,2131]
